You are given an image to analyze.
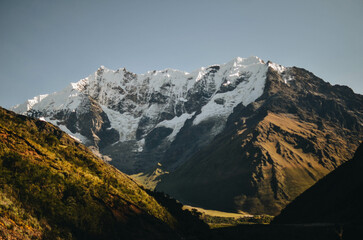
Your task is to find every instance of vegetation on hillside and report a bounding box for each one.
[145,190,211,238]
[202,215,273,228]
[0,107,180,239]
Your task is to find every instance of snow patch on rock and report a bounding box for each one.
[157,112,195,141]
[45,117,89,144]
[193,57,267,126]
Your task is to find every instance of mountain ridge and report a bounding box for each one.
[12,56,272,174]
[156,66,363,215]
[10,57,363,216]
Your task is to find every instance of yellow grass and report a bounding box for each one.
[182,205,252,218]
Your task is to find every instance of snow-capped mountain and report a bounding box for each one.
[12,56,362,215]
[13,56,285,172]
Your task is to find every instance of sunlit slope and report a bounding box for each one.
[0,107,178,240]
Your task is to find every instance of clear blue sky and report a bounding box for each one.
[1,0,362,108]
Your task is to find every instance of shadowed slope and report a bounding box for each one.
[273,141,363,224]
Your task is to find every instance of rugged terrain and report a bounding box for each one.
[0,107,208,240]
[157,66,363,215]
[12,57,363,215]
[12,57,268,173]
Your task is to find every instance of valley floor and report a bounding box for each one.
[183,205,273,228]
[181,206,362,240]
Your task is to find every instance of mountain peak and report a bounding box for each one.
[225,56,265,68]
[267,61,286,73]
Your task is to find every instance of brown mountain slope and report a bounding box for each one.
[273,141,363,224]
[157,66,363,216]
[0,107,182,240]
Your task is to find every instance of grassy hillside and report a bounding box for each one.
[0,107,180,239]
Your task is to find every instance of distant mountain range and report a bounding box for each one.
[11,56,363,215]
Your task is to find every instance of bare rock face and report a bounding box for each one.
[11,58,363,215]
[75,97,120,148]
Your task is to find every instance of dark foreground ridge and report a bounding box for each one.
[210,224,361,240]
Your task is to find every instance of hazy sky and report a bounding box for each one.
[0,0,362,108]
